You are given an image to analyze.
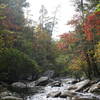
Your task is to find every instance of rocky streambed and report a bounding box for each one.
[0,77,100,100]
[26,78,100,100]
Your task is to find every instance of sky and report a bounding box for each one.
[26,0,76,39]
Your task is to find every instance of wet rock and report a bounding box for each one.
[71,92,100,100]
[27,81,36,88]
[83,87,90,92]
[47,91,61,98]
[72,96,99,100]
[88,81,100,93]
[12,82,26,89]
[0,91,12,98]
[75,79,90,92]
[36,77,49,86]
[60,91,78,98]
[68,86,77,90]
[68,79,90,92]
[1,96,22,100]
[50,81,62,87]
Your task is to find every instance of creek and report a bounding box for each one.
[26,78,100,100]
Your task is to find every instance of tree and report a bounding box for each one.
[32,25,56,71]
[57,10,100,78]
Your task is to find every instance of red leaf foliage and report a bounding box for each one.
[83,11,100,40]
[57,33,79,50]
[59,33,79,43]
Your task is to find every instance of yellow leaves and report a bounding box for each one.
[69,56,87,71]
[69,65,81,71]
[94,42,100,62]
[34,25,51,42]
[0,4,7,9]
[35,32,50,40]
[34,25,41,33]
[0,4,7,20]
[87,50,94,54]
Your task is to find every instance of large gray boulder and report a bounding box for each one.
[12,82,26,89]
[35,77,49,86]
[68,79,90,92]
[88,81,100,93]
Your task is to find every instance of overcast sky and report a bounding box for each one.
[26,0,76,39]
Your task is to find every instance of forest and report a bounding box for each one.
[0,0,100,99]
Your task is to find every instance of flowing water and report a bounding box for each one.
[26,79,72,100]
[26,78,100,100]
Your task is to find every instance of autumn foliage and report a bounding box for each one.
[56,10,100,78]
[57,33,79,50]
[0,7,21,31]
[83,11,100,40]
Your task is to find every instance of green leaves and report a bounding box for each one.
[0,16,6,20]
[0,30,14,34]
[95,4,100,12]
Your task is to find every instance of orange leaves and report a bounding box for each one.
[83,11,100,40]
[56,42,67,50]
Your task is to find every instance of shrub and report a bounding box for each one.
[0,48,39,82]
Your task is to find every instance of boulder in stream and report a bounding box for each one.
[88,81,100,93]
[68,79,90,92]
[60,90,77,98]
[47,91,61,98]
[12,82,26,89]
[50,81,62,87]
[35,76,49,86]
